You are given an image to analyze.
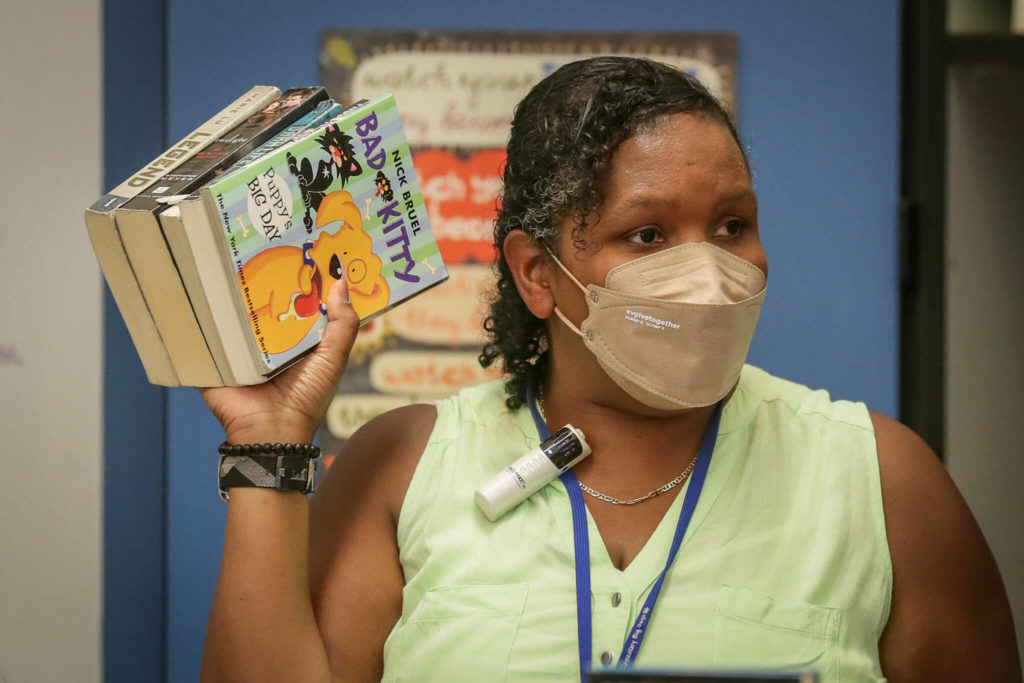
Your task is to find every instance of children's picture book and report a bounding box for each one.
[175,93,449,385]
[84,84,281,385]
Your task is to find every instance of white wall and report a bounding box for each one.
[947,62,1024,662]
[0,1,103,681]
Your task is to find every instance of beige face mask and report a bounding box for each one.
[549,242,767,410]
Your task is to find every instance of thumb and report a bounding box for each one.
[313,278,360,373]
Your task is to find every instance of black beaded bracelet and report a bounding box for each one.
[217,441,321,459]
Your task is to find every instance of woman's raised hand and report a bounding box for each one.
[200,279,360,445]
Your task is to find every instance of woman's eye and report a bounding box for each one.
[714,219,745,238]
[627,227,662,244]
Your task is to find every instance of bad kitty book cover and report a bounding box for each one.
[205,93,449,373]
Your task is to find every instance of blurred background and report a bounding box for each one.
[1,0,1021,680]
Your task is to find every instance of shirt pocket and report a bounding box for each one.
[713,584,841,681]
[385,583,529,682]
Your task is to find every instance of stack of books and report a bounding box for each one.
[86,86,448,387]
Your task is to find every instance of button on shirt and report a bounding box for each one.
[559,483,698,672]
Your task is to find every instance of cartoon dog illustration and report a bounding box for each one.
[239,190,391,354]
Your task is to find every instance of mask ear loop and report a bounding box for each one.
[553,307,585,337]
[545,248,588,338]
[545,247,588,291]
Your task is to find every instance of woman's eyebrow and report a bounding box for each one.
[614,186,756,212]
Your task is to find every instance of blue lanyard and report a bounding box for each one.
[526,382,722,679]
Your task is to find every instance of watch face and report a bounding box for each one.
[278,457,316,494]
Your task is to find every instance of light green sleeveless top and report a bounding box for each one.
[381,366,892,682]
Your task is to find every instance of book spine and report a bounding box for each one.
[226,100,345,174]
[124,87,331,211]
[92,85,282,213]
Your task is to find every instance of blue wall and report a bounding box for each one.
[103,0,167,680]
[105,1,901,680]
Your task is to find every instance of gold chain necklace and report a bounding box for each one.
[577,458,698,505]
[539,393,697,505]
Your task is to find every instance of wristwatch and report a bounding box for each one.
[218,453,318,501]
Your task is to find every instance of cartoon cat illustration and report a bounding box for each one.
[286,124,363,231]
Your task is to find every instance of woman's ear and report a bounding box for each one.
[503,230,554,319]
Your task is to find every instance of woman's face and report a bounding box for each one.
[551,113,766,307]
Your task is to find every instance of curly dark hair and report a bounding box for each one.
[478,56,746,409]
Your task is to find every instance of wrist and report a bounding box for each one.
[222,415,319,445]
[224,430,317,445]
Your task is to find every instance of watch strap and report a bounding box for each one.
[218,453,317,501]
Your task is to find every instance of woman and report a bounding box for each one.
[200,58,1020,681]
